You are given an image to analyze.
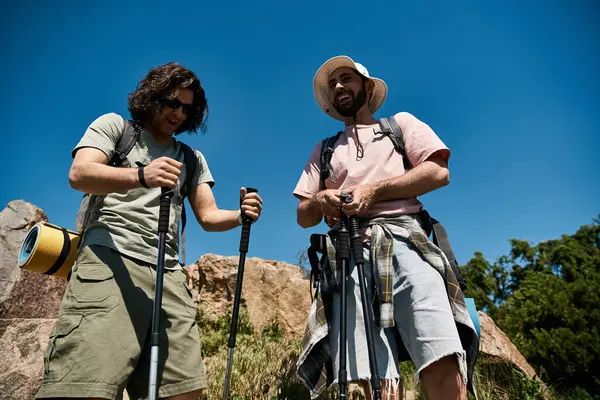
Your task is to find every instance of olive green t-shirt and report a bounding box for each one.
[73,112,214,270]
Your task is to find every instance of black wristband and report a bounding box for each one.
[138,167,150,188]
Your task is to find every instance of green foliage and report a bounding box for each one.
[200,333,309,400]
[195,306,254,357]
[261,317,286,340]
[473,362,547,400]
[555,386,597,400]
[461,252,500,312]
[459,214,600,397]
[196,306,309,399]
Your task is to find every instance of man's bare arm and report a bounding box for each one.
[189,183,262,232]
[69,148,182,195]
[341,152,450,216]
[68,148,141,194]
[370,153,450,202]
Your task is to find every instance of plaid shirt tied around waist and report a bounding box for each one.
[296,214,480,399]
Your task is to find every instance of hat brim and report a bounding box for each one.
[313,56,387,121]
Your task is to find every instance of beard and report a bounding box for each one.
[333,86,367,118]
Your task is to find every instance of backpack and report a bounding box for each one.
[312,116,467,292]
[75,119,198,265]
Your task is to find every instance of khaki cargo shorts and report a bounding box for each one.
[36,244,205,399]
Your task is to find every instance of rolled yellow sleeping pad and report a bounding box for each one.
[18,222,81,279]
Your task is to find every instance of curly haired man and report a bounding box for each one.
[36,62,263,400]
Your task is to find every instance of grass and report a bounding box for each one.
[197,307,309,399]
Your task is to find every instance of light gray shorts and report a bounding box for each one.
[328,236,466,385]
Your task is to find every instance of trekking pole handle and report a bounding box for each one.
[239,187,258,253]
[158,187,174,234]
[337,212,350,262]
[340,191,353,204]
[340,191,365,265]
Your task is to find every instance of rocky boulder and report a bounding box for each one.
[0,200,67,319]
[477,311,550,399]
[0,319,55,400]
[0,200,71,399]
[186,254,312,337]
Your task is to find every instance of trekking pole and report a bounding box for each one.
[341,191,382,400]
[337,210,351,399]
[148,187,174,400]
[222,188,258,400]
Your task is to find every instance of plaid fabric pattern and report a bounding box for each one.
[296,232,337,397]
[296,215,480,400]
[369,220,396,328]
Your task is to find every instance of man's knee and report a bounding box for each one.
[420,354,466,399]
[420,354,462,385]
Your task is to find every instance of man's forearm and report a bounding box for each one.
[297,195,323,228]
[69,162,142,195]
[199,209,242,232]
[372,160,450,202]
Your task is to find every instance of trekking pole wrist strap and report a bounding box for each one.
[138,167,150,188]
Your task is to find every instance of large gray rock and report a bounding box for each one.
[0,318,55,400]
[0,200,67,319]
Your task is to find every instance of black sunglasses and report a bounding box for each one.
[160,97,195,116]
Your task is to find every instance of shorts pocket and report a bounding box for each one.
[73,264,114,302]
[176,271,198,319]
[44,313,83,382]
[65,262,118,311]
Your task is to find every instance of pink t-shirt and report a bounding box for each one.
[293,112,450,218]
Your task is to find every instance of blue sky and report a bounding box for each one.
[1,0,598,270]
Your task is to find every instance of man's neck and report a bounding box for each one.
[342,106,378,127]
[143,121,173,145]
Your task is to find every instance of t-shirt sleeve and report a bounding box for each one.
[293,141,323,200]
[394,112,450,167]
[192,150,215,189]
[72,113,125,160]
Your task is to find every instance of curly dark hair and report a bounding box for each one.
[128,62,208,135]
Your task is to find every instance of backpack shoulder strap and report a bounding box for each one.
[175,141,199,267]
[179,142,198,200]
[109,119,140,167]
[418,210,466,291]
[319,131,343,190]
[379,117,413,171]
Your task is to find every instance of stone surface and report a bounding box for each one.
[186,254,312,337]
[0,200,67,319]
[478,311,537,378]
[0,318,55,400]
[478,311,549,397]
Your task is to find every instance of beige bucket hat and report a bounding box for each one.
[313,55,388,121]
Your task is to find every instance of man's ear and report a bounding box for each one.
[365,79,375,98]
